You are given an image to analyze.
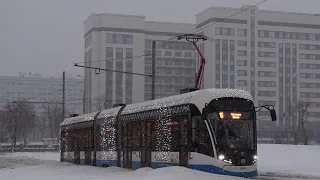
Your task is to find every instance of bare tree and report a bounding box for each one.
[2,101,37,146]
[18,103,37,146]
[288,98,310,145]
[2,102,18,146]
[93,95,107,111]
[0,110,10,142]
[41,103,66,138]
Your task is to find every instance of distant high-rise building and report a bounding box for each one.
[84,5,320,142]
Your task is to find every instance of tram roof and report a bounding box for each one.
[60,88,253,126]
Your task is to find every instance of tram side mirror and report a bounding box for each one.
[270,109,277,121]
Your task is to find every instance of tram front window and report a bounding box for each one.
[208,111,255,150]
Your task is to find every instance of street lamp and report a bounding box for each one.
[77,75,85,114]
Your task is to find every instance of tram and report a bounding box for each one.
[60,88,276,178]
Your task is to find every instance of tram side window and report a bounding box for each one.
[169,121,180,152]
[95,126,102,151]
[131,122,141,151]
[192,116,213,157]
[169,116,188,152]
[79,130,85,151]
[66,131,72,151]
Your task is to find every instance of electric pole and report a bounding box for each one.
[151,41,156,100]
[83,80,85,114]
[62,71,65,120]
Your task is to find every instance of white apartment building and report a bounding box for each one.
[84,5,320,141]
[197,5,320,138]
[0,73,84,115]
[84,14,197,112]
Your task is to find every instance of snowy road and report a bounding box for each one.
[1,144,320,180]
[255,173,320,180]
[0,156,319,180]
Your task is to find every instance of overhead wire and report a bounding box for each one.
[75,54,151,64]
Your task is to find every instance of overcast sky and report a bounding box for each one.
[0,0,319,78]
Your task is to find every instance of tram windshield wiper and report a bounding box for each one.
[225,123,238,139]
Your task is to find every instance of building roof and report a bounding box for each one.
[196,5,320,17]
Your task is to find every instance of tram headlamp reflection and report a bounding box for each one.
[218,154,225,160]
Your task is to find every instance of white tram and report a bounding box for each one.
[60,88,276,178]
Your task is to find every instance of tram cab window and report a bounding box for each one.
[191,116,213,157]
[207,112,219,137]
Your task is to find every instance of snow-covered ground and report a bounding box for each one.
[1,144,320,180]
[257,144,320,179]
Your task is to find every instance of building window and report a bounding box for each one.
[238,70,247,76]
[216,27,235,36]
[175,51,182,57]
[238,40,247,46]
[258,71,276,77]
[237,60,247,66]
[258,91,276,97]
[106,47,113,60]
[258,42,276,48]
[238,80,247,86]
[238,29,247,37]
[106,33,113,44]
[258,51,276,58]
[106,33,133,44]
[258,81,276,87]
[238,50,247,56]
[258,61,276,67]
[184,52,192,57]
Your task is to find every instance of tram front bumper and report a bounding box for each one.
[222,165,258,177]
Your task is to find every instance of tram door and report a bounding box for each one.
[60,131,65,161]
[85,128,92,165]
[141,121,153,167]
[74,130,80,164]
[178,118,189,167]
[122,123,132,169]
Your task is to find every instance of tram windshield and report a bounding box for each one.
[205,98,256,151]
[208,112,255,149]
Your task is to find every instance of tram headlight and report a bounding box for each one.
[253,155,258,160]
[218,154,225,160]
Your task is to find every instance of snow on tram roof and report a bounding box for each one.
[61,88,252,126]
[60,106,122,126]
[60,111,97,126]
[119,88,253,115]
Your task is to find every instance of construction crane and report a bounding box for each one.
[177,34,207,93]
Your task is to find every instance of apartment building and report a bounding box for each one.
[197,5,320,140]
[84,14,197,112]
[84,5,320,141]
